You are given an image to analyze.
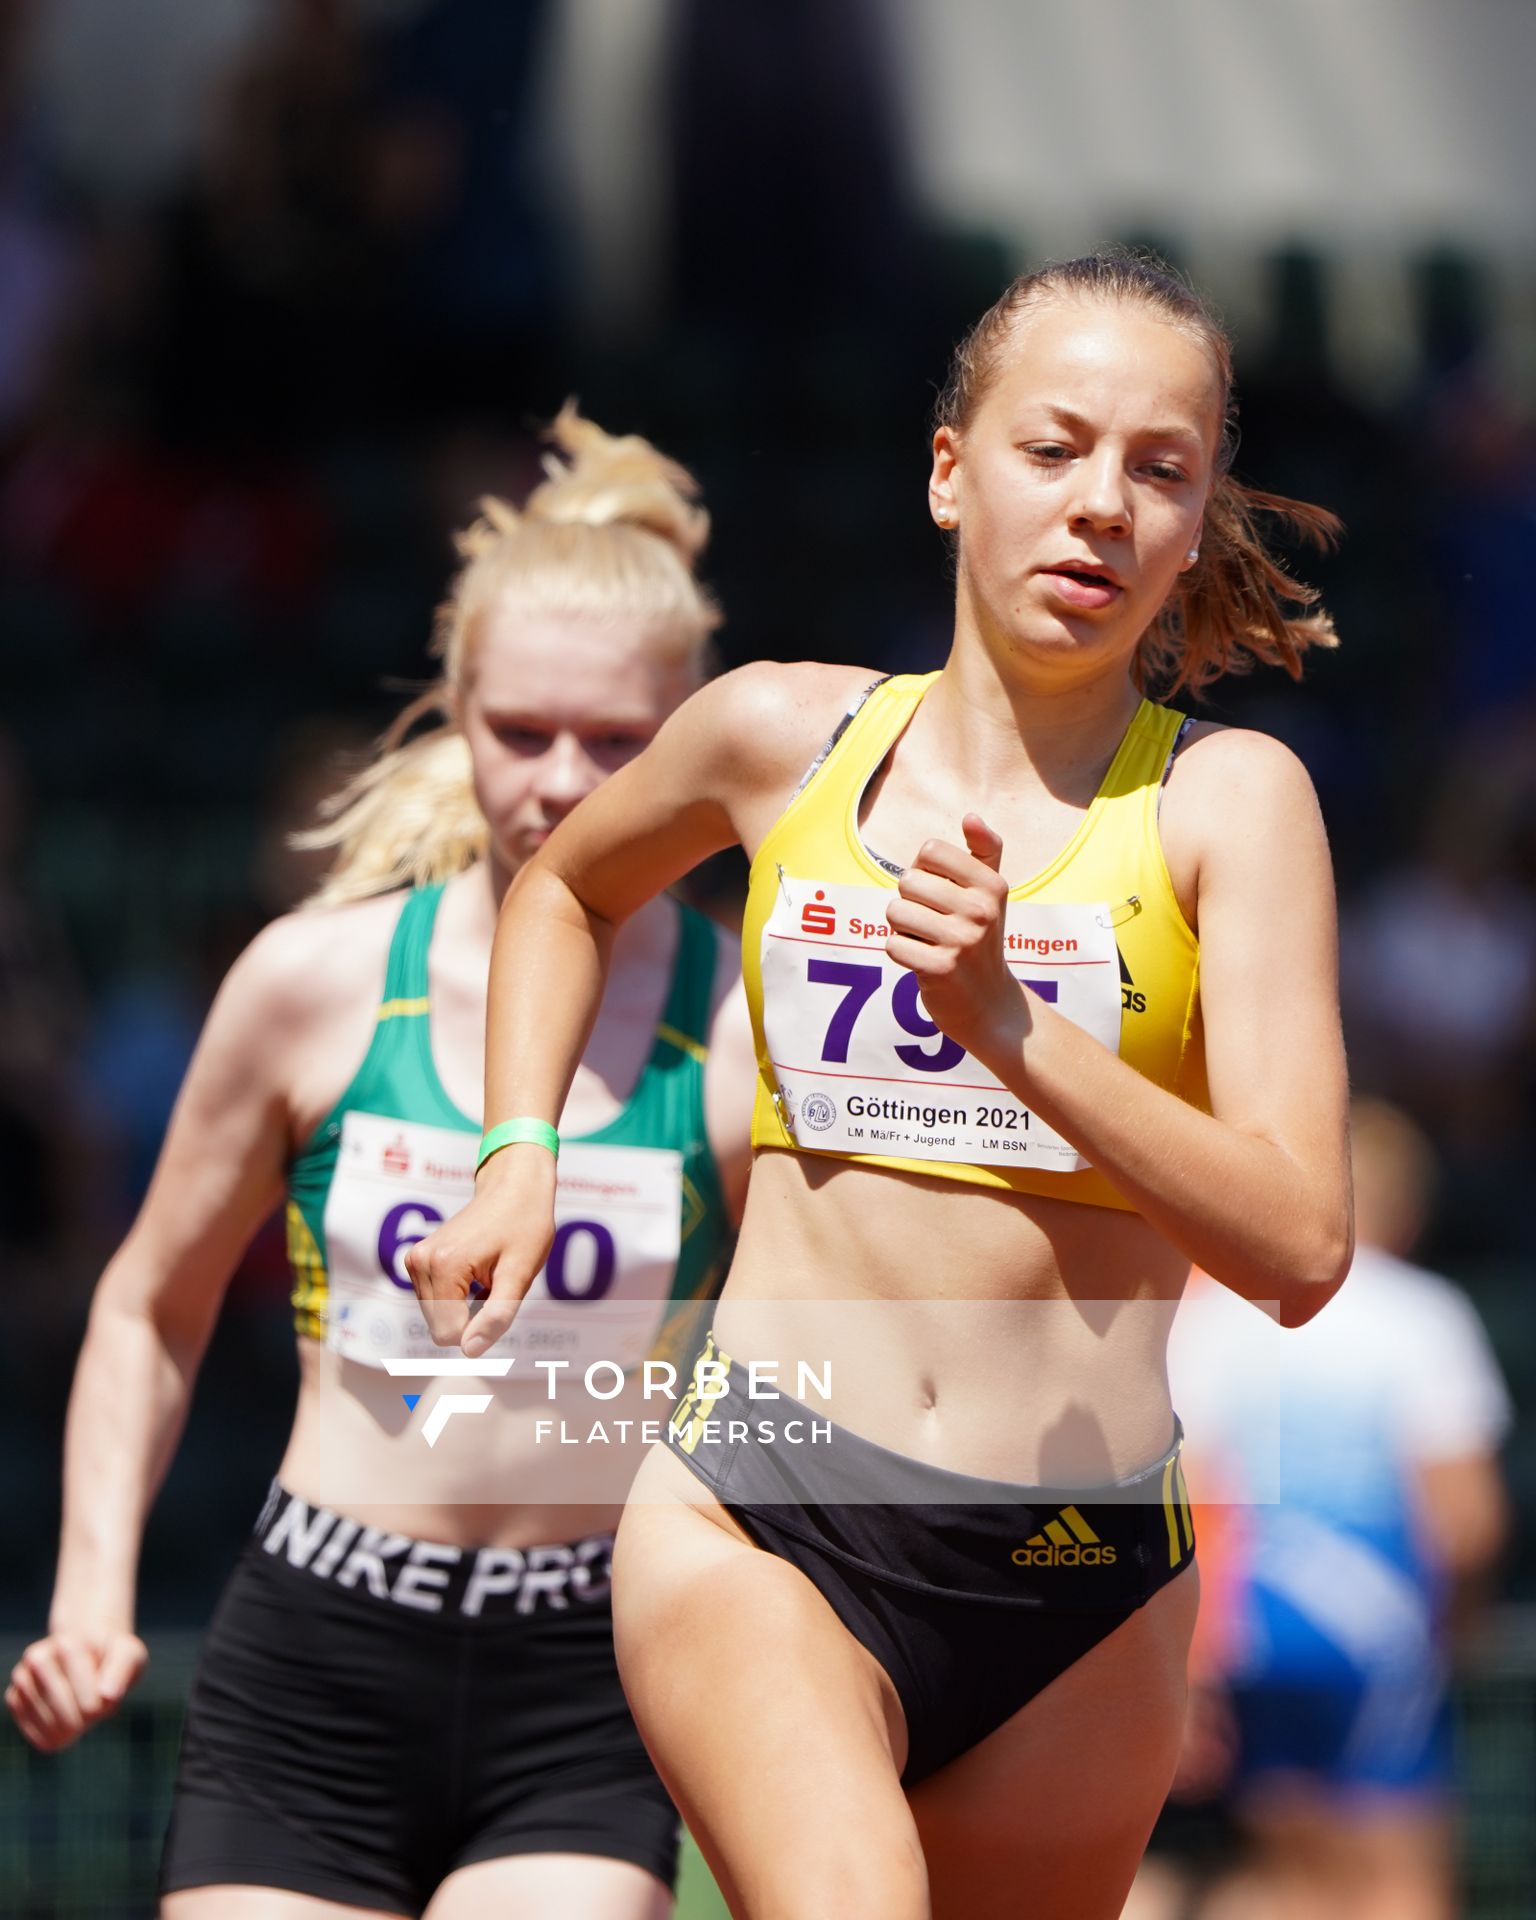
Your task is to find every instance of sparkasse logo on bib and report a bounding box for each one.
[800,890,836,936]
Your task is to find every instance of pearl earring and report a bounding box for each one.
[1186,548,1200,563]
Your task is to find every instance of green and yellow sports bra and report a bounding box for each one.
[742,672,1206,1213]
[286,883,730,1365]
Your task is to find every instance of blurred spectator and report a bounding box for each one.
[1340,754,1536,1157]
[1127,1100,1512,1920]
[0,0,79,439]
[375,0,561,419]
[153,0,444,447]
[78,971,200,1232]
[669,0,915,334]
[0,728,87,1271]
[1422,368,1536,724]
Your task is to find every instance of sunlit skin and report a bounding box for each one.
[459,610,700,878]
[9,590,752,1920]
[274,608,747,1551]
[931,299,1216,690]
[404,295,1351,1919]
[867,298,1221,1070]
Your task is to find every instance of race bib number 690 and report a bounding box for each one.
[323,1115,682,1367]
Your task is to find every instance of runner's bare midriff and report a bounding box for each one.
[276,884,692,1551]
[280,1338,645,1550]
[710,1146,1186,1487]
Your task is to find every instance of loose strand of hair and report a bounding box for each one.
[1144,478,1342,695]
[296,687,487,909]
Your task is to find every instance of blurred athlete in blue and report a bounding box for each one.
[1143,1098,1511,1920]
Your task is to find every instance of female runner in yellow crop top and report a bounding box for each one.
[407,254,1353,1920]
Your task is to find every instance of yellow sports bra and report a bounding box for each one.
[742,672,1206,1212]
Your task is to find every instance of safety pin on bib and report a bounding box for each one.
[1099,895,1142,931]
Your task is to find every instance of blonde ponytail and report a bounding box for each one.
[301,408,718,910]
[433,403,719,686]
[528,401,710,561]
[295,691,488,907]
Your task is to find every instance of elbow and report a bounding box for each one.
[1276,1214,1354,1329]
[91,1270,205,1375]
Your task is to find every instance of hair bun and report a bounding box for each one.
[524,400,711,567]
[453,494,521,563]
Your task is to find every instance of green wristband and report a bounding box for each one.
[476,1118,560,1172]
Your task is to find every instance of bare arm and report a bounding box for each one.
[1415,1454,1511,1643]
[406,663,859,1350]
[1415,1453,1510,1579]
[6,921,325,1750]
[702,929,756,1226]
[885,732,1352,1324]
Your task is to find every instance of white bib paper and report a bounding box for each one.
[760,877,1120,1170]
[322,1111,683,1369]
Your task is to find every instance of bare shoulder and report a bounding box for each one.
[1157,722,1331,929]
[720,658,885,728]
[545,663,888,920]
[690,660,885,791]
[226,891,404,1034]
[1162,721,1324,839]
[201,891,409,1134]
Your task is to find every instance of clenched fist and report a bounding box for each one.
[7,1628,148,1752]
[404,1142,559,1356]
[882,815,1028,1066]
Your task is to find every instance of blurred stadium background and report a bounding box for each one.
[2,0,1534,1913]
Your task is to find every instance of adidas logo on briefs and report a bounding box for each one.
[1011,1506,1117,1569]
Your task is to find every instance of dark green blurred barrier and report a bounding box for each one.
[1457,1609,1536,1920]
[4,1616,1532,1917]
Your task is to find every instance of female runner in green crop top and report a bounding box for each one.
[408,259,1354,1920]
[8,411,755,1920]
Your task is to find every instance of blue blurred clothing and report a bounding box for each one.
[1169,1249,1510,1796]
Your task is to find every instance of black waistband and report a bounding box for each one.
[251,1483,614,1620]
[664,1339,1195,1611]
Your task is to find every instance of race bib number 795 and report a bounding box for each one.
[760,878,1120,1170]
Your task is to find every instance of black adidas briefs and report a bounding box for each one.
[664,1336,1196,1783]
